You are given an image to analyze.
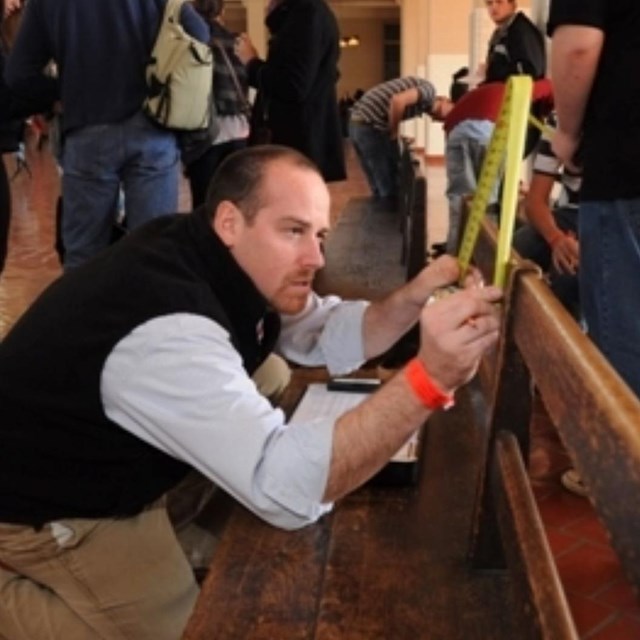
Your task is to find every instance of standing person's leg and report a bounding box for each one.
[348,121,381,197]
[61,125,122,269]
[0,502,198,640]
[121,112,180,230]
[579,198,640,398]
[445,121,494,253]
[185,139,247,208]
[445,137,483,253]
[349,122,398,199]
[0,158,11,274]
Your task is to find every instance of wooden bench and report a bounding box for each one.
[183,370,538,640]
[461,216,640,638]
[315,139,427,300]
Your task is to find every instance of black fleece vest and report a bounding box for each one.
[0,208,280,526]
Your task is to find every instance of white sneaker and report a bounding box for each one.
[561,469,588,497]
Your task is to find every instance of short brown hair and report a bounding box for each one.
[205,145,322,223]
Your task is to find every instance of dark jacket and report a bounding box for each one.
[0,208,280,526]
[0,44,22,153]
[5,0,208,134]
[485,12,546,83]
[246,0,346,182]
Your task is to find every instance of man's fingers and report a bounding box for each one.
[427,286,502,329]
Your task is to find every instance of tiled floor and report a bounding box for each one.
[1,132,638,638]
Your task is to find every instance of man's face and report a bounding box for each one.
[485,0,516,25]
[214,161,330,315]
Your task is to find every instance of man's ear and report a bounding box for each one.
[212,201,243,247]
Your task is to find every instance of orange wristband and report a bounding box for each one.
[404,358,455,410]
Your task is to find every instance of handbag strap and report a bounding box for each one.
[212,39,251,114]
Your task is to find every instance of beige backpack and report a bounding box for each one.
[144,0,213,130]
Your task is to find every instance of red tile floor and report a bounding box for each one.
[1,133,638,638]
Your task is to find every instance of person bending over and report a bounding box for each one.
[0,145,502,639]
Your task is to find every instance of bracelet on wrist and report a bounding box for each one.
[404,358,455,410]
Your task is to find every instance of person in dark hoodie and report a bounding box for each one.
[234,0,346,183]
[482,0,546,83]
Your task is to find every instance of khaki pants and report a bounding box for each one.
[0,354,291,638]
[0,502,198,639]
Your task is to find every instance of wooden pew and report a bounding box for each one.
[183,370,538,640]
[398,140,428,280]
[464,216,640,638]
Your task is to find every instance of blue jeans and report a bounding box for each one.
[579,199,640,398]
[445,120,495,252]
[349,120,399,199]
[61,111,180,269]
[513,206,580,318]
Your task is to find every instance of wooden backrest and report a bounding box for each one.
[469,215,640,594]
[397,139,428,280]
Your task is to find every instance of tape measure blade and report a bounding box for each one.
[493,76,533,288]
[457,85,511,282]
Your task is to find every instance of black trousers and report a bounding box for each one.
[185,139,247,208]
[0,159,10,274]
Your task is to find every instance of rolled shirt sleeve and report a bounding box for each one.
[278,292,369,375]
[101,313,334,530]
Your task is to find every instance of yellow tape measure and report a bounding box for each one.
[457,75,533,288]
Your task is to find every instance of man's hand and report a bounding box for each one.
[407,254,484,308]
[551,233,580,275]
[326,275,501,503]
[234,33,258,66]
[361,255,486,361]
[416,285,503,393]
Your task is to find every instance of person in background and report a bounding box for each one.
[482,0,546,83]
[180,0,251,208]
[439,0,547,257]
[441,78,553,254]
[514,112,581,320]
[549,1,640,398]
[0,145,502,638]
[234,0,346,183]
[4,0,209,269]
[548,0,640,495]
[348,77,452,202]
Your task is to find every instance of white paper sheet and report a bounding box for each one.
[290,383,419,462]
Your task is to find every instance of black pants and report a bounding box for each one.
[185,139,247,208]
[0,159,10,274]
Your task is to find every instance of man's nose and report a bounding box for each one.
[303,236,325,269]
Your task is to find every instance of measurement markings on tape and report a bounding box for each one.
[457,75,533,288]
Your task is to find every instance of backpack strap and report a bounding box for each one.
[212,39,251,114]
[164,0,186,24]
